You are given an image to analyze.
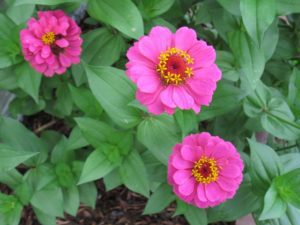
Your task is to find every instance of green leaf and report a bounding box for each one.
[82,28,125,66]
[260,183,287,220]
[217,0,240,15]
[69,84,103,117]
[0,117,48,165]
[216,51,240,82]
[0,193,22,225]
[119,150,149,197]
[143,183,175,214]
[14,0,81,5]
[31,185,64,217]
[141,151,166,183]
[0,144,38,171]
[199,81,244,121]
[262,19,279,61]
[184,204,207,225]
[6,1,35,24]
[138,0,175,19]
[33,207,56,225]
[248,139,283,196]
[276,0,300,15]
[0,169,22,189]
[137,114,180,165]
[78,182,98,208]
[0,66,18,90]
[103,169,122,191]
[228,30,265,90]
[274,168,300,209]
[85,65,142,128]
[174,110,198,137]
[75,117,133,156]
[55,163,75,188]
[78,148,116,184]
[244,82,300,140]
[280,153,300,173]
[9,97,45,117]
[16,62,42,103]
[63,185,80,216]
[87,0,144,39]
[14,181,33,205]
[66,126,89,151]
[240,0,276,45]
[54,82,73,117]
[0,13,16,39]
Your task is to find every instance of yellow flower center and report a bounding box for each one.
[41,31,56,45]
[192,156,219,184]
[156,47,194,85]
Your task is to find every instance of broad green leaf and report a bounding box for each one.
[138,0,175,19]
[82,28,125,66]
[66,126,89,151]
[208,175,260,222]
[33,207,56,225]
[14,181,33,205]
[69,84,103,117]
[0,144,38,171]
[137,114,180,165]
[217,0,240,15]
[240,0,276,45]
[53,82,73,117]
[262,19,279,61]
[31,185,64,217]
[9,97,45,117]
[0,117,48,165]
[85,65,142,128]
[16,62,42,103]
[63,185,80,216]
[0,193,22,225]
[274,168,300,209]
[228,30,265,90]
[75,117,133,156]
[119,150,149,197]
[248,139,282,196]
[276,0,300,15]
[243,82,300,140]
[0,13,15,39]
[184,204,207,225]
[143,183,175,214]
[199,81,244,121]
[260,183,287,220]
[174,110,198,137]
[0,67,18,90]
[87,0,144,39]
[216,51,240,82]
[78,148,116,184]
[0,169,22,189]
[78,182,98,209]
[103,169,122,191]
[14,0,81,5]
[55,163,75,188]
[280,153,300,173]
[6,1,34,24]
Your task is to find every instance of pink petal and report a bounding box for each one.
[55,38,69,47]
[221,164,241,178]
[197,184,207,202]
[172,153,193,170]
[173,170,192,185]
[149,26,172,52]
[172,86,194,109]
[193,64,222,81]
[138,36,160,64]
[59,53,71,67]
[205,182,222,202]
[180,145,197,162]
[189,41,216,68]
[136,74,160,93]
[187,77,216,96]
[41,45,51,58]
[197,132,211,146]
[174,27,197,51]
[178,178,195,196]
[217,177,237,192]
[160,86,176,108]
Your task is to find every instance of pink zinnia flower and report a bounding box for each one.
[126,26,221,115]
[20,10,82,77]
[168,132,243,208]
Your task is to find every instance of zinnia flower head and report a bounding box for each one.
[168,132,243,208]
[126,26,221,115]
[20,10,82,77]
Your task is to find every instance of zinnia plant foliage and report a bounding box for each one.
[0,0,299,225]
